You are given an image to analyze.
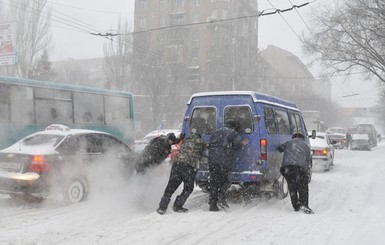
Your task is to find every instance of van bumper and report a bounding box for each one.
[195,170,265,184]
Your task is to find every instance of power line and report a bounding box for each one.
[5,0,99,34]
[266,0,302,40]
[287,0,312,32]
[129,1,312,35]
[47,0,134,15]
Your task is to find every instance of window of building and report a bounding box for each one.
[192,13,200,23]
[193,0,200,6]
[159,17,166,27]
[139,0,147,11]
[173,0,184,8]
[191,47,199,59]
[171,14,185,25]
[210,9,218,20]
[192,30,200,41]
[139,18,147,29]
[159,0,165,10]
[222,9,229,19]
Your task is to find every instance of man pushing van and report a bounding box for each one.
[278,132,314,214]
[208,119,248,211]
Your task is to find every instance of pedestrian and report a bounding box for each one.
[346,131,352,149]
[134,132,178,173]
[277,132,314,214]
[157,130,207,215]
[208,119,248,212]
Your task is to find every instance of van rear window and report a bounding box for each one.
[224,106,253,134]
[190,107,216,134]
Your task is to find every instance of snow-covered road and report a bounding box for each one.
[1,142,385,245]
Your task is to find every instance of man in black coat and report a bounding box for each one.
[278,132,314,214]
[208,119,248,211]
[134,133,178,173]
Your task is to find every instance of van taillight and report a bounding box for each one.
[260,139,267,160]
[29,155,50,173]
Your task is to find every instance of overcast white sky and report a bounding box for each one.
[48,0,379,108]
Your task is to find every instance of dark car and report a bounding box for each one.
[0,124,136,204]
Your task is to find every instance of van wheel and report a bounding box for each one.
[64,178,88,204]
[275,176,288,199]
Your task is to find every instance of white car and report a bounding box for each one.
[350,133,371,151]
[309,132,335,171]
[0,124,136,203]
[134,129,181,153]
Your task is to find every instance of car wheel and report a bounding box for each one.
[64,178,88,204]
[275,176,288,199]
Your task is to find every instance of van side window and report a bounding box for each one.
[224,106,253,134]
[294,114,304,134]
[289,113,304,134]
[275,109,290,135]
[264,107,277,134]
[190,107,216,134]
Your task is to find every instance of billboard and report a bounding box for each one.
[0,22,18,66]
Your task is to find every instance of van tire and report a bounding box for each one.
[275,176,288,199]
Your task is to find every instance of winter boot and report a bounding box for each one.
[299,206,314,214]
[156,208,166,215]
[173,195,189,213]
[218,194,229,209]
[158,196,171,214]
[209,204,219,212]
[173,206,189,213]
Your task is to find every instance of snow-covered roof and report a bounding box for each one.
[188,91,299,111]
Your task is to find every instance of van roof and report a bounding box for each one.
[188,91,299,111]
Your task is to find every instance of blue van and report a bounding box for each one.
[181,91,312,198]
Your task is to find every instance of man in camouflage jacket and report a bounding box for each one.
[157,131,207,214]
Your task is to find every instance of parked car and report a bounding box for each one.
[350,133,371,151]
[0,124,137,204]
[309,132,335,171]
[134,129,181,153]
[354,123,379,147]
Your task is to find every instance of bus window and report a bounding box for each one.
[105,96,131,125]
[35,88,73,124]
[10,86,33,123]
[0,84,10,122]
[190,107,216,134]
[74,92,104,124]
[224,106,253,133]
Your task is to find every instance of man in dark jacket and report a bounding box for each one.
[208,119,248,211]
[278,132,314,214]
[135,133,178,173]
[157,130,207,215]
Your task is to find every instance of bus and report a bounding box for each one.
[0,76,135,149]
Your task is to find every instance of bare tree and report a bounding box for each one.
[302,0,385,83]
[0,0,52,77]
[103,17,132,91]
